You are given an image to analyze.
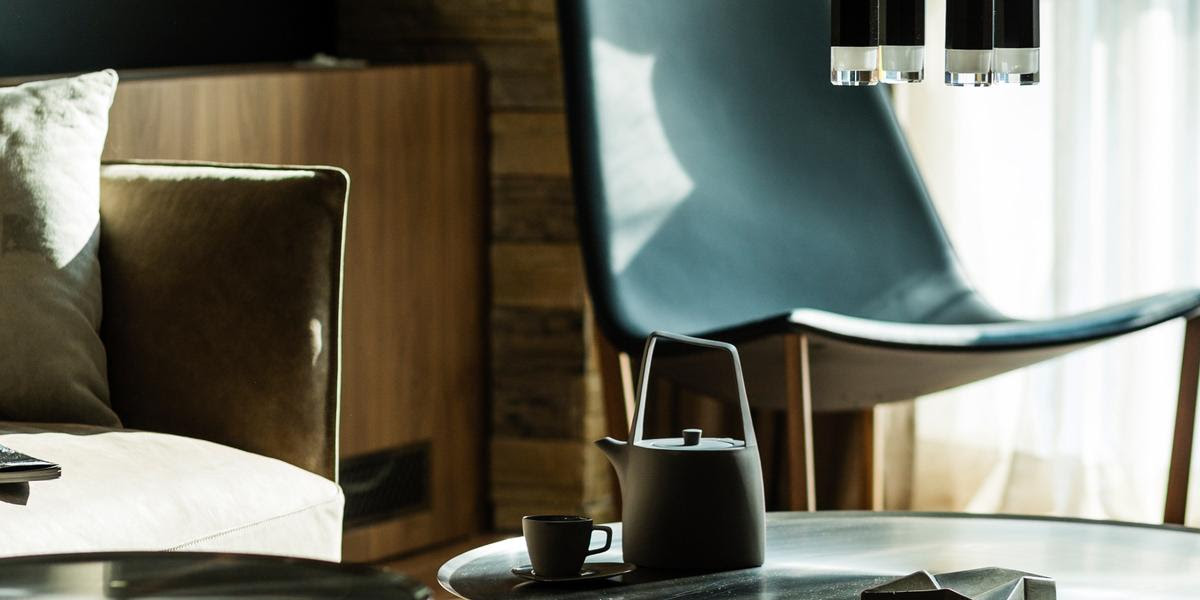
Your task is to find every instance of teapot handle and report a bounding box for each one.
[629,331,757,448]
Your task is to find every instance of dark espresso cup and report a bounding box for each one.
[522,515,613,577]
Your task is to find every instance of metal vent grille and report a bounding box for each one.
[340,442,431,530]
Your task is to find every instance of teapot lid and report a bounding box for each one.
[642,428,743,451]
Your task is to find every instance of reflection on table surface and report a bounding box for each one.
[0,551,429,599]
[439,512,1200,600]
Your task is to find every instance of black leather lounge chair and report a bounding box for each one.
[557,0,1200,522]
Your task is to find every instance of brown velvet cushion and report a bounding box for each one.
[98,161,347,479]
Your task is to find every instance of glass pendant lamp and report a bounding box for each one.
[831,0,880,86]
[880,0,925,83]
[945,0,993,86]
[994,0,1040,84]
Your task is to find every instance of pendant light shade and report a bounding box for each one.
[994,0,1040,84]
[831,0,880,86]
[945,0,993,86]
[880,0,925,83]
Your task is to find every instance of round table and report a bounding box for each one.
[0,551,429,598]
[439,512,1200,599]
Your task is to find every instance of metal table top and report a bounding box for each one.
[439,511,1200,599]
[0,551,428,598]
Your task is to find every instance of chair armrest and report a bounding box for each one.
[98,161,347,481]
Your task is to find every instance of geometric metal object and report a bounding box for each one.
[862,568,1055,600]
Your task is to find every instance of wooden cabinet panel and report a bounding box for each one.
[103,65,487,562]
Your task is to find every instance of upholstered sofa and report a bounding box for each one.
[0,161,347,561]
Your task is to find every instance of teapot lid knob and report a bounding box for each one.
[682,428,702,446]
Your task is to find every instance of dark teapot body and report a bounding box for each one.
[620,440,765,570]
[597,331,767,572]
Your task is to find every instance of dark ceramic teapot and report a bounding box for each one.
[596,331,765,571]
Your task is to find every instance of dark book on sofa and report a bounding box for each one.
[0,444,60,483]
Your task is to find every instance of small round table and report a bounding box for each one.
[0,552,429,598]
[439,512,1200,599]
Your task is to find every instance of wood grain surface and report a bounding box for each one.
[103,64,487,561]
[338,0,612,529]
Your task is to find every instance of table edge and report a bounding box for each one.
[438,535,522,598]
[436,511,1200,597]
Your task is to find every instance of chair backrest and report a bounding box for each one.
[559,0,979,351]
[98,161,346,479]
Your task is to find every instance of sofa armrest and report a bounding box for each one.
[98,161,347,481]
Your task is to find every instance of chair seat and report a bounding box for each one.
[654,289,1200,411]
[0,422,343,561]
[777,289,1200,350]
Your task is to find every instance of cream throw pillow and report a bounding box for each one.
[0,70,120,426]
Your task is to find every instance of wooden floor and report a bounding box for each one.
[380,534,513,598]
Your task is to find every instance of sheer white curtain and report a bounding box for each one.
[892,0,1200,525]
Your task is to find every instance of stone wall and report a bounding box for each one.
[337,0,614,529]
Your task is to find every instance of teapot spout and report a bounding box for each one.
[595,437,629,480]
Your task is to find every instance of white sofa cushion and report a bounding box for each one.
[0,423,343,561]
[0,71,120,427]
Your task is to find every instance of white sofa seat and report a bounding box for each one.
[0,422,343,561]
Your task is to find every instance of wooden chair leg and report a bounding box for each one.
[863,407,884,511]
[859,401,918,511]
[595,328,636,514]
[815,409,881,510]
[753,407,782,508]
[784,333,817,511]
[596,330,636,438]
[1165,316,1200,525]
[876,400,916,510]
